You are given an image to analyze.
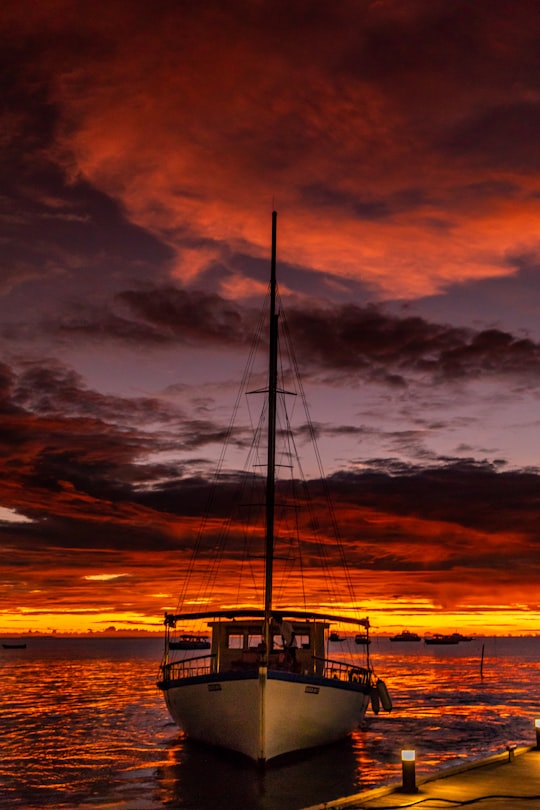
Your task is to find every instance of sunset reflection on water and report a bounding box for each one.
[0,636,537,809]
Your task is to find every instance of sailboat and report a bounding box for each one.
[157,212,392,764]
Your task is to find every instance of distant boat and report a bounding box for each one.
[354,633,371,645]
[169,634,211,650]
[424,633,468,645]
[2,643,26,649]
[157,213,392,763]
[390,630,421,642]
[424,634,458,645]
[329,632,344,642]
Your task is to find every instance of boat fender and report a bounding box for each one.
[370,687,380,715]
[376,678,392,712]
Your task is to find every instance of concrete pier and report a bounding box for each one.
[301,746,540,810]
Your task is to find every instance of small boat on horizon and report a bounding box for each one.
[354,632,371,645]
[390,630,421,642]
[2,642,27,649]
[168,634,211,650]
[424,632,472,645]
[424,634,459,645]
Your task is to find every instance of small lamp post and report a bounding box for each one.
[535,719,540,749]
[401,749,418,793]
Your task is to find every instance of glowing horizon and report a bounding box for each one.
[1,597,538,637]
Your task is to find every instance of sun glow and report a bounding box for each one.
[0,590,538,636]
[0,608,163,635]
[0,507,33,523]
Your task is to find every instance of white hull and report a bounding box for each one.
[162,669,369,762]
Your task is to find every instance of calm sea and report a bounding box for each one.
[0,635,538,810]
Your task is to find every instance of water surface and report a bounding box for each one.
[0,635,537,809]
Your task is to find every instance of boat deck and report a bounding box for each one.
[161,652,371,687]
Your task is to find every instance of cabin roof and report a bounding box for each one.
[165,608,369,627]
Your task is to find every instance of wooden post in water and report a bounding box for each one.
[480,643,485,679]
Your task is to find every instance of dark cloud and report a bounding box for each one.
[126,459,540,611]
[300,183,430,221]
[328,461,540,536]
[396,257,540,341]
[284,301,540,384]
[444,102,540,171]
[12,360,178,426]
[0,359,174,520]
[35,286,540,385]
[117,288,248,346]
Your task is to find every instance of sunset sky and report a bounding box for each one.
[2,0,540,636]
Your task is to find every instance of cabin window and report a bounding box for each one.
[272,632,310,649]
[227,634,244,649]
[248,634,263,649]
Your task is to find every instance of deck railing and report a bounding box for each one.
[315,656,371,686]
[161,654,214,682]
[161,652,371,687]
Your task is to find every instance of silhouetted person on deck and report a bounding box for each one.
[273,613,297,665]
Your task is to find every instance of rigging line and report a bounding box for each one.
[272,301,341,602]
[293,484,309,611]
[279,401,337,607]
[272,315,310,610]
[233,504,263,609]
[232,413,267,609]
[279,305,357,607]
[282,404,308,609]
[199,392,268,606]
[284,452,309,611]
[271,396,293,578]
[280,307,359,609]
[222,424,267,609]
[282,402,343,589]
[175,293,269,613]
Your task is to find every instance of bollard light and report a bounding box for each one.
[401,749,418,793]
[535,719,540,749]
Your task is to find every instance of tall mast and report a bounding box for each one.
[264,211,278,627]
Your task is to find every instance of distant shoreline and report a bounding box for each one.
[1,632,538,640]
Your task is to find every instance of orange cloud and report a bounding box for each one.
[7,1,534,302]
